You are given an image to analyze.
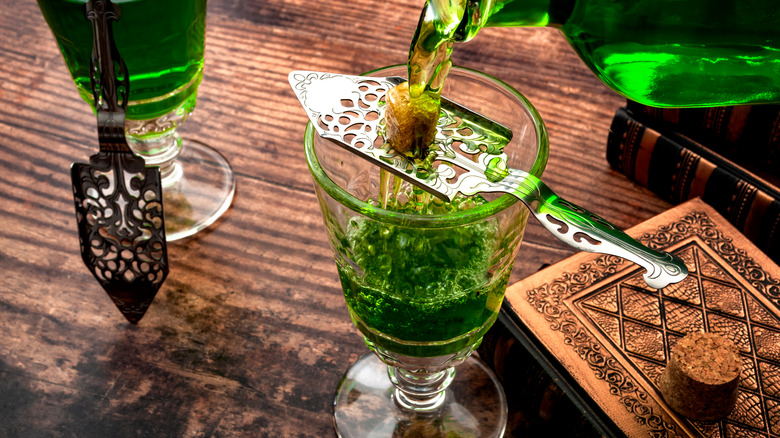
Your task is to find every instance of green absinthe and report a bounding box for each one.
[336,190,508,358]
[414,0,780,107]
[37,0,207,120]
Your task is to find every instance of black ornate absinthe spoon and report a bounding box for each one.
[70,0,168,323]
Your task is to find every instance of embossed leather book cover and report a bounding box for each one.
[494,198,780,438]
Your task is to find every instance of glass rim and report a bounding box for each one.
[304,64,549,227]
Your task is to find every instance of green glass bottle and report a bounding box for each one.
[413,0,780,107]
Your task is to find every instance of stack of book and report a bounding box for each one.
[478,104,780,437]
[606,101,780,264]
[479,199,780,438]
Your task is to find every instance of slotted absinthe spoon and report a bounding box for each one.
[70,0,168,323]
[289,70,687,289]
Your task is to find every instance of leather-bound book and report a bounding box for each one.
[623,101,779,182]
[479,198,780,438]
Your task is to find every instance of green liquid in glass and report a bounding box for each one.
[37,0,207,119]
[335,188,508,358]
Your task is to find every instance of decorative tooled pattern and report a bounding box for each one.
[528,256,678,437]
[527,210,780,437]
[640,210,780,306]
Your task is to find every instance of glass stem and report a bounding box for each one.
[387,365,456,412]
[125,128,183,186]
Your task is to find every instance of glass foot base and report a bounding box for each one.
[162,139,235,241]
[334,352,507,438]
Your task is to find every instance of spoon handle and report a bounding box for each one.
[86,0,130,153]
[507,169,688,289]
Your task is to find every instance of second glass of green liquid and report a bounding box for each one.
[37,0,235,241]
[305,65,549,437]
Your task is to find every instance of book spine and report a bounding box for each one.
[478,313,610,438]
[624,101,780,179]
[607,108,780,264]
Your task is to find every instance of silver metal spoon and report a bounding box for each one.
[289,70,687,289]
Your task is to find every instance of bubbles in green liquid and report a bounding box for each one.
[336,172,506,357]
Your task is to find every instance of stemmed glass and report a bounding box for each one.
[37,0,234,241]
[304,65,548,437]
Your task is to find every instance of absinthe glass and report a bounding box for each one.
[37,0,235,241]
[305,65,548,437]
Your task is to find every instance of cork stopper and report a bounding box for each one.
[659,332,740,421]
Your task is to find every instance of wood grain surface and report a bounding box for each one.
[0,0,672,436]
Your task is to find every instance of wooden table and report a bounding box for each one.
[0,0,673,436]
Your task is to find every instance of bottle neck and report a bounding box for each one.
[453,0,575,41]
[406,0,574,95]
